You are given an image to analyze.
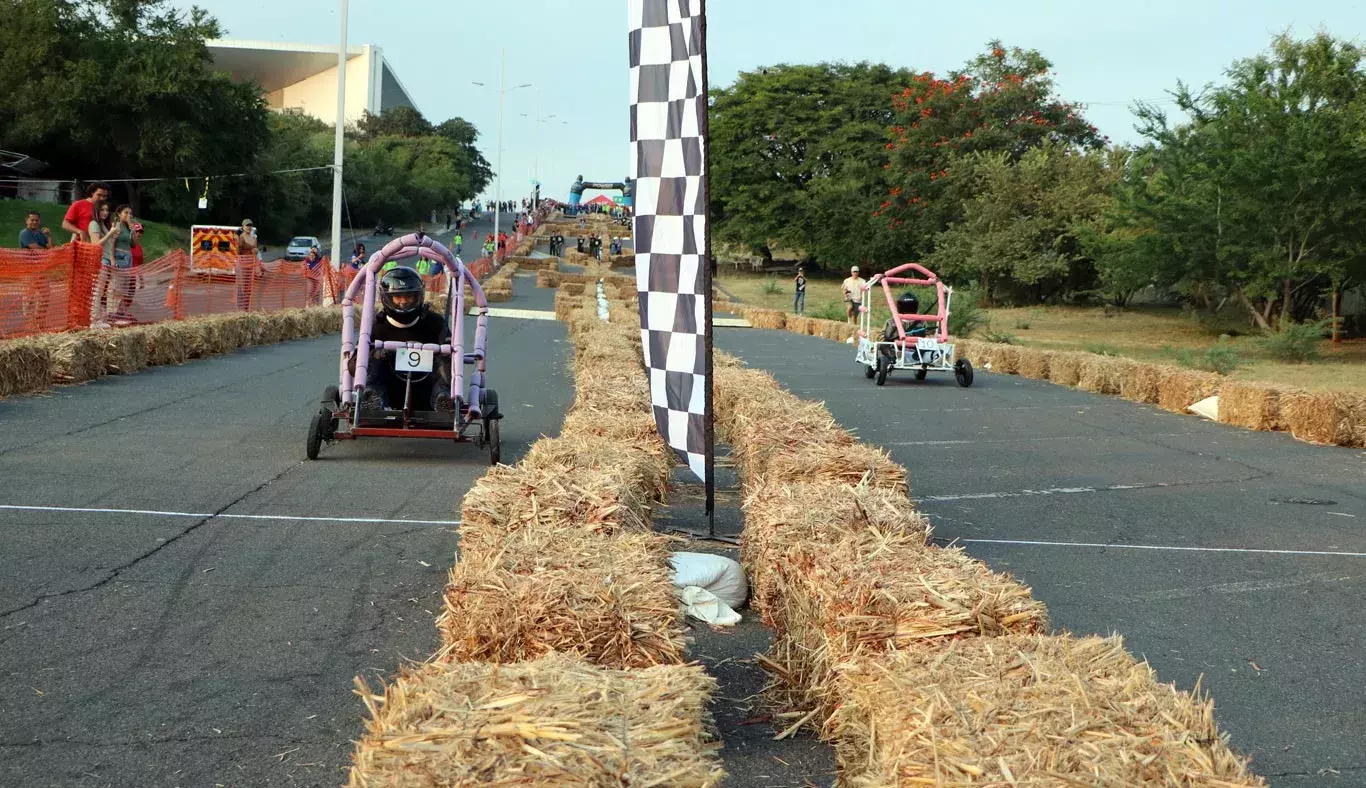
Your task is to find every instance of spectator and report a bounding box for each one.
[794,267,807,314]
[304,246,324,305]
[62,182,110,242]
[87,202,118,323]
[130,221,144,268]
[107,205,140,322]
[841,265,866,324]
[238,219,259,258]
[452,231,463,256]
[349,243,368,269]
[19,211,52,250]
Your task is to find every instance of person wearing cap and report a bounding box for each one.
[238,219,259,259]
[842,265,867,324]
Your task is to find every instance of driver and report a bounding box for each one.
[356,267,454,411]
[881,291,926,364]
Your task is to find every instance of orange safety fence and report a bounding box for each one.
[0,243,329,340]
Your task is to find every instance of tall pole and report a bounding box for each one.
[494,48,504,258]
[699,0,715,534]
[329,0,349,275]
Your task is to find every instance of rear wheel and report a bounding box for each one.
[487,418,501,465]
[914,367,928,381]
[955,359,975,388]
[323,385,340,406]
[864,363,876,379]
[875,356,890,386]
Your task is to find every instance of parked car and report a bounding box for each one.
[285,236,322,261]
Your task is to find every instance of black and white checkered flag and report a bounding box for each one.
[628,0,711,482]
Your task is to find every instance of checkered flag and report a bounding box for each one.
[628,0,711,483]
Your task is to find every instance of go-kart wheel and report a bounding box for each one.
[482,389,501,419]
[322,385,340,406]
[864,363,876,379]
[487,418,501,465]
[915,367,928,381]
[955,359,975,388]
[306,411,327,460]
[875,356,890,386]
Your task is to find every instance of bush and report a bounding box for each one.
[1083,342,1121,357]
[948,292,986,338]
[981,319,1019,345]
[761,275,782,295]
[1014,317,1032,330]
[1260,320,1329,362]
[1175,337,1243,375]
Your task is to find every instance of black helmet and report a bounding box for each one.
[379,266,425,319]
[896,291,920,316]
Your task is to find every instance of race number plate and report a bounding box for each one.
[916,337,939,351]
[395,348,434,373]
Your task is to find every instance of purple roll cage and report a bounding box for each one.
[338,233,489,425]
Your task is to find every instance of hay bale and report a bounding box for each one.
[1015,346,1052,380]
[1281,390,1366,447]
[1047,350,1086,387]
[757,440,908,494]
[30,333,106,383]
[537,269,561,288]
[348,653,723,787]
[744,308,786,330]
[953,338,982,365]
[1119,361,1171,404]
[981,342,1020,374]
[741,482,929,624]
[1217,380,1290,432]
[0,341,52,398]
[1158,368,1223,414]
[768,529,1048,721]
[831,634,1263,787]
[142,322,191,367]
[101,327,150,375]
[437,529,685,668]
[522,434,672,503]
[1077,353,1130,395]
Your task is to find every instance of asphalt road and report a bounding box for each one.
[0,287,572,786]
[717,328,1366,786]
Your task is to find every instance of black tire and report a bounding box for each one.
[914,367,928,381]
[875,356,890,386]
[322,385,340,405]
[487,418,501,465]
[482,388,500,419]
[864,363,876,379]
[955,359,975,388]
[306,411,326,460]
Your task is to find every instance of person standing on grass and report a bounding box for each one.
[19,211,53,250]
[842,265,866,324]
[794,267,807,314]
[62,182,111,243]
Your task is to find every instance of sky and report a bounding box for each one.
[178,0,1366,204]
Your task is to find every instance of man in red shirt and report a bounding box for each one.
[61,182,111,242]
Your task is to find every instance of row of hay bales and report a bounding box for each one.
[482,261,517,303]
[953,338,1366,448]
[713,354,1263,785]
[347,291,724,786]
[0,307,342,399]
[742,307,858,343]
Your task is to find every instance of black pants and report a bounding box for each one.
[367,354,452,410]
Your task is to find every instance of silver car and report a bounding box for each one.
[285,236,322,261]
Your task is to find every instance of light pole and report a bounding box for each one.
[472,50,531,259]
[329,0,349,279]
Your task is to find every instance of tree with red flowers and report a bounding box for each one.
[880,41,1103,262]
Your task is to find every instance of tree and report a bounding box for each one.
[927,144,1119,304]
[357,106,434,139]
[709,62,915,268]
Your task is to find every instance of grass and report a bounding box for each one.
[716,269,1366,393]
[0,197,188,259]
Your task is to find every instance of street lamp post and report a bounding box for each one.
[472,50,531,260]
[329,0,349,281]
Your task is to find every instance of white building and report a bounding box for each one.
[206,39,419,125]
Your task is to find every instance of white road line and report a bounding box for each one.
[1122,572,1356,602]
[921,483,1174,502]
[469,308,556,321]
[958,538,1366,558]
[895,432,1191,447]
[0,504,461,526]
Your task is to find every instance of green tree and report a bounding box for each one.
[357,106,434,139]
[927,144,1119,304]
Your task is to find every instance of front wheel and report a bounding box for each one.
[955,359,975,388]
[306,411,328,460]
[875,356,890,386]
[486,418,501,465]
[864,363,876,379]
[914,367,928,381]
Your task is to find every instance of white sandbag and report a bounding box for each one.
[1188,395,1219,421]
[678,586,742,626]
[669,552,748,610]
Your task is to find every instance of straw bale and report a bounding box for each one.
[744,308,786,330]
[348,653,722,787]
[756,440,908,494]
[457,462,654,557]
[142,322,191,367]
[1218,380,1290,432]
[713,365,782,439]
[1077,353,1130,395]
[1158,368,1223,414]
[1117,361,1168,404]
[573,372,651,414]
[953,338,982,365]
[806,318,855,343]
[522,434,671,503]
[1281,389,1366,447]
[561,281,587,297]
[981,342,1020,374]
[769,531,1047,720]
[831,634,1263,787]
[100,327,150,375]
[537,269,560,288]
[714,350,744,368]
[740,481,929,624]
[782,316,811,336]
[1047,350,1086,387]
[255,312,289,345]
[30,333,105,383]
[438,529,685,668]
[1015,346,1052,380]
[727,406,854,482]
[0,341,52,398]
[485,286,512,303]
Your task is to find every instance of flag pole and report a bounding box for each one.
[698,0,716,537]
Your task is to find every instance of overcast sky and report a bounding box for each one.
[178,0,1364,204]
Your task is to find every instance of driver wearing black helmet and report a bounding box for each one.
[881,291,928,363]
[354,266,454,411]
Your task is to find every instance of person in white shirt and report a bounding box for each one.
[841,266,867,324]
